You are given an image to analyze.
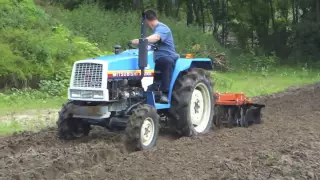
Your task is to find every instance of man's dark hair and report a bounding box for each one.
[144,9,157,21]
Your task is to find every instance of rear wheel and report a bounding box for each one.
[124,104,160,151]
[169,68,215,136]
[57,101,91,140]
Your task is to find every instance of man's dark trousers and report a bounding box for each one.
[154,56,175,95]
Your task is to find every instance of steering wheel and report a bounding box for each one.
[128,41,158,51]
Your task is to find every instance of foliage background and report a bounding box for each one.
[0,0,319,96]
[0,0,104,90]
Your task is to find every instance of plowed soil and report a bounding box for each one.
[1,83,320,180]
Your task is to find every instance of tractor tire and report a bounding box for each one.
[124,104,160,151]
[169,68,215,136]
[56,101,91,140]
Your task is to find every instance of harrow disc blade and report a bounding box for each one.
[213,105,240,128]
[212,105,227,128]
[239,107,248,128]
[244,104,265,125]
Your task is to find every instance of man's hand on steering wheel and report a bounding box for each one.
[128,40,158,50]
[131,39,139,45]
[128,41,136,49]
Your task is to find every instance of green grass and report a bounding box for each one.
[0,98,64,115]
[0,93,64,116]
[0,120,23,136]
[0,113,58,136]
[212,67,320,97]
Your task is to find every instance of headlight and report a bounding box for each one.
[70,90,104,99]
[93,91,103,99]
[70,90,81,98]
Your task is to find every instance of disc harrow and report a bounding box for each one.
[213,92,265,128]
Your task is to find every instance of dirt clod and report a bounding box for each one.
[0,83,319,180]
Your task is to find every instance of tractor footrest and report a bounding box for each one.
[147,82,161,91]
[153,91,162,102]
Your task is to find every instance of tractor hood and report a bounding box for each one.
[92,49,154,71]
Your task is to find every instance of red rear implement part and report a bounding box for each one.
[213,92,265,128]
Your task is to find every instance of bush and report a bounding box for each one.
[48,4,225,60]
[229,51,278,72]
[0,0,107,88]
[38,66,71,97]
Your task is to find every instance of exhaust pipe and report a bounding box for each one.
[138,12,148,78]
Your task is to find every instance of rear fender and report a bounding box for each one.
[146,58,214,110]
[169,57,214,98]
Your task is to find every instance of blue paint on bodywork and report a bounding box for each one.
[153,58,212,110]
[145,91,171,110]
[89,49,213,110]
[146,92,156,107]
[95,50,155,70]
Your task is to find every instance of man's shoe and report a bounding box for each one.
[159,95,169,104]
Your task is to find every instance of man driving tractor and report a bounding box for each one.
[131,9,179,103]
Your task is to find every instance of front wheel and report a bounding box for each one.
[169,68,215,136]
[124,104,160,151]
[56,101,91,140]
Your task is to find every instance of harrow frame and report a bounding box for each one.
[213,92,265,128]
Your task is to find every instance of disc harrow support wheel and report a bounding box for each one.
[170,68,214,136]
[125,104,160,151]
[57,101,91,140]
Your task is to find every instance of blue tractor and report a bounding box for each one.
[57,13,215,151]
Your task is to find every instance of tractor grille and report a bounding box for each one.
[73,63,103,88]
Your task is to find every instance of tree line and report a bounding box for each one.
[48,0,320,65]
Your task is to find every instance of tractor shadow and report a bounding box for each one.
[158,127,182,141]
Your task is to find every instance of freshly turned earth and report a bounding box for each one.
[0,83,319,180]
